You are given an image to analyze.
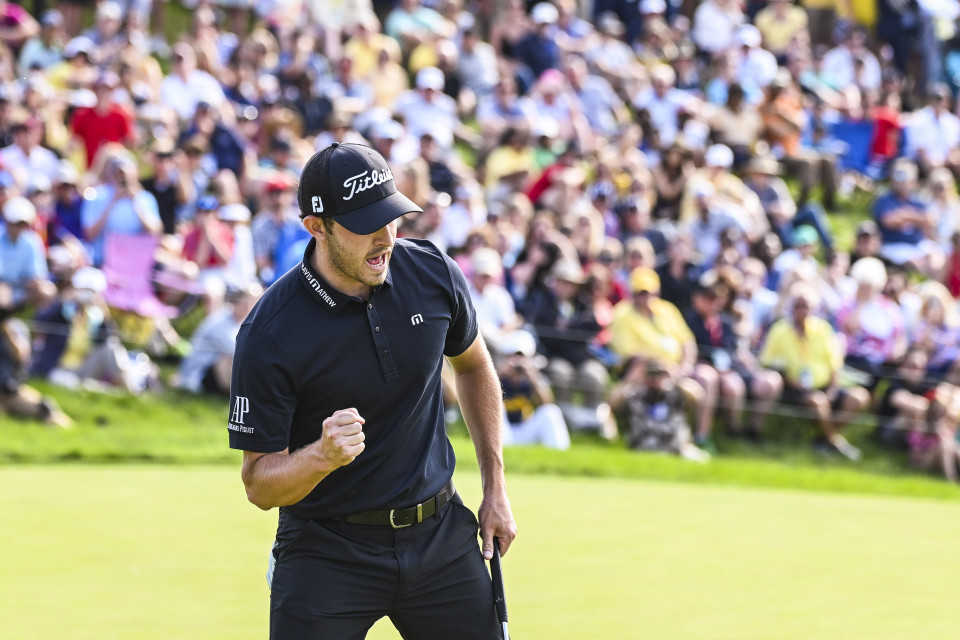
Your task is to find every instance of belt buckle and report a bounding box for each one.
[389,503,423,529]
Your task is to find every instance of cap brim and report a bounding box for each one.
[332,190,422,235]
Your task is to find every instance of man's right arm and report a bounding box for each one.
[240,408,366,510]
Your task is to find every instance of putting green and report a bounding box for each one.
[0,466,957,639]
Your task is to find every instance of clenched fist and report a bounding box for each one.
[318,408,366,468]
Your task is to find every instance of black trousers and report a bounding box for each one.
[269,496,502,639]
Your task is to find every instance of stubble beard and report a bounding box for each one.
[326,229,388,289]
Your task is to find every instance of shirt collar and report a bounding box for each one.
[297,238,394,314]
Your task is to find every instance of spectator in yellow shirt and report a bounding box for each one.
[760,283,871,460]
[755,0,810,62]
[610,266,720,449]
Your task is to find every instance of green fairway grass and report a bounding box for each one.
[1,466,958,640]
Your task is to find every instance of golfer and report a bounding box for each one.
[228,142,517,639]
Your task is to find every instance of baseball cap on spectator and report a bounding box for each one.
[791,225,818,247]
[745,155,781,175]
[3,196,36,224]
[94,70,119,89]
[639,0,666,14]
[41,9,63,28]
[850,257,888,290]
[296,142,423,233]
[471,247,503,277]
[151,137,176,157]
[26,175,52,196]
[928,82,952,103]
[97,1,122,21]
[219,203,251,223]
[770,67,793,89]
[630,266,661,293]
[69,89,97,108]
[416,66,445,91]
[693,181,716,199]
[264,174,292,193]
[735,24,762,48]
[71,266,107,294]
[890,158,918,183]
[270,135,294,153]
[55,162,79,185]
[531,2,559,25]
[856,220,880,237]
[328,111,353,130]
[372,119,404,141]
[196,195,220,212]
[704,144,734,169]
[501,330,537,357]
[597,11,625,36]
[552,260,585,284]
[64,36,95,60]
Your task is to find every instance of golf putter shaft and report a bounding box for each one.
[490,537,510,640]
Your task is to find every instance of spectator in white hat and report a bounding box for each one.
[218,203,257,290]
[513,2,563,81]
[692,0,744,57]
[681,144,768,243]
[0,196,54,309]
[394,66,461,150]
[735,24,779,88]
[632,63,698,147]
[45,35,98,91]
[495,329,572,450]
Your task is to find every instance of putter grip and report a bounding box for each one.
[490,538,509,623]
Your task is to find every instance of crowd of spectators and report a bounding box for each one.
[3,0,960,480]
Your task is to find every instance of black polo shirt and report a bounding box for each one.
[228,237,478,521]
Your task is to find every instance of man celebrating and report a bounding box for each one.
[228,142,516,638]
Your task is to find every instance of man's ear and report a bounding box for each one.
[302,216,325,239]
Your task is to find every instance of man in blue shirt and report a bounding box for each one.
[80,156,162,267]
[0,196,54,309]
[229,143,516,639]
[873,158,944,277]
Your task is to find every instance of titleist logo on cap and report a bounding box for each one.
[342,168,395,201]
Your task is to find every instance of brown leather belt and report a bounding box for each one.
[342,481,456,529]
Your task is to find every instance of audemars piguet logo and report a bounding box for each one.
[228,396,254,434]
[342,168,395,201]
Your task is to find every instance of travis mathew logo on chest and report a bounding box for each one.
[300,263,337,307]
[342,168,395,201]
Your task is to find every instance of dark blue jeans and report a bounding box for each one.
[775,202,834,251]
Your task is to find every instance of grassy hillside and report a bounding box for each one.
[3,380,959,501]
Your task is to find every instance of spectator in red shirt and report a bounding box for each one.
[68,71,135,168]
[868,90,901,178]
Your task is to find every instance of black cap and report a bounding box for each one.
[297,142,423,234]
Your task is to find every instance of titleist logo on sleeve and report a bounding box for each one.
[342,168,395,201]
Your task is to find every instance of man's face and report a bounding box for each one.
[792,296,811,324]
[322,219,398,292]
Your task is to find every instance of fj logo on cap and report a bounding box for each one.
[311,195,324,214]
[342,168,395,201]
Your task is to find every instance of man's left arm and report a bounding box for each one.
[447,333,518,558]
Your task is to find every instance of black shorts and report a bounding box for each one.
[781,385,850,412]
[269,494,502,640]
